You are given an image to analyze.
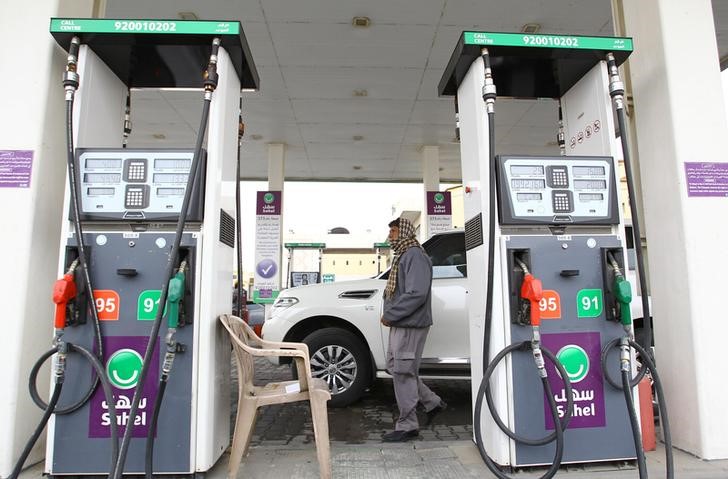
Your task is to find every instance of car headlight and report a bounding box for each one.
[272,296,299,309]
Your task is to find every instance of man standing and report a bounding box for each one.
[381,217,446,442]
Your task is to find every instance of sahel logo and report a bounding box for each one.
[556,344,589,383]
[434,192,445,204]
[263,192,275,203]
[106,349,144,389]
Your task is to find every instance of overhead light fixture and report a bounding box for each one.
[352,89,368,97]
[353,165,363,170]
[352,135,364,141]
[152,133,166,140]
[352,16,371,28]
[178,12,199,21]
[521,23,541,34]
[251,134,263,140]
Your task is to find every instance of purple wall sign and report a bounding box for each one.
[0,150,33,188]
[426,191,452,215]
[89,336,160,438]
[256,191,282,214]
[542,331,606,429]
[684,162,728,197]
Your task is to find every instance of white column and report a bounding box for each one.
[266,143,285,307]
[623,0,728,459]
[422,145,440,239]
[0,0,96,475]
[267,142,285,191]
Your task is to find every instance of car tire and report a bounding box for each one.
[298,327,371,407]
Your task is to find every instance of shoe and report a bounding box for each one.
[382,429,419,442]
[425,401,447,426]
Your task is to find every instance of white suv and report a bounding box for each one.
[262,229,647,407]
[263,230,469,406]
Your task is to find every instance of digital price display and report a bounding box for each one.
[84,173,121,184]
[511,179,546,190]
[497,155,618,225]
[573,179,607,190]
[75,148,206,222]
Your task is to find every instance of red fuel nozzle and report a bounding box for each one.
[53,273,77,329]
[520,274,543,327]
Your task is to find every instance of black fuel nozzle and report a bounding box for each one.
[62,36,81,96]
[203,38,221,93]
[480,48,497,111]
[557,102,566,155]
[122,91,132,148]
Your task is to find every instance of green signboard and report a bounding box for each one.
[576,289,604,318]
[464,31,633,52]
[50,18,239,35]
[138,290,163,321]
[284,243,326,248]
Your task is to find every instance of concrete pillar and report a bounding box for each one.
[265,143,285,312]
[623,0,728,459]
[422,145,440,239]
[267,142,285,191]
[0,0,97,475]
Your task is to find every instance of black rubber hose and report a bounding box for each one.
[483,342,573,445]
[145,379,168,479]
[631,339,674,479]
[8,382,63,479]
[622,367,648,478]
[474,341,571,479]
[600,337,648,389]
[601,338,674,479]
[608,57,652,352]
[15,343,119,479]
[113,90,212,479]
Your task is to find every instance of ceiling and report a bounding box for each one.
[105,1,728,183]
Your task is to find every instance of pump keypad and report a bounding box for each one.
[124,159,147,183]
[547,165,569,188]
[124,185,149,209]
[552,191,573,213]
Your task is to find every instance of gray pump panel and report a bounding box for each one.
[52,232,197,474]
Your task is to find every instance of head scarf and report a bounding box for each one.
[384,218,423,299]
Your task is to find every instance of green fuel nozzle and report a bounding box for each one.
[614,275,633,327]
[166,270,186,330]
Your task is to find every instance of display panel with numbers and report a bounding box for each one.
[75,148,206,222]
[496,155,618,225]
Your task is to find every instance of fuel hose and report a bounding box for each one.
[113,38,222,479]
[471,48,572,479]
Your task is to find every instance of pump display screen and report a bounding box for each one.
[154,173,189,184]
[573,165,605,176]
[497,155,618,225]
[511,179,546,190]
[510,165,544,176]
[84,173,122,184]
[86,158,122,169]
[155,158,192,169]
[75,148,206,222]
[573,179,607,190]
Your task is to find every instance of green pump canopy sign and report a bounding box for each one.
[439,31,633,98]
[463,31,633,52]
[50,18,239,35]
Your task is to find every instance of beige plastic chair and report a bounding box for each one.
[219,314,332,479]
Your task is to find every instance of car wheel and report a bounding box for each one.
[299,327,371,407]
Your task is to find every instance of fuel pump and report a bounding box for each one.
[438,31,669,475]
[33,18,260,478]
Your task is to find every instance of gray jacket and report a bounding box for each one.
[382,247,433,328]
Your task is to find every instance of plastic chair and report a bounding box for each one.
[218,314,332,479]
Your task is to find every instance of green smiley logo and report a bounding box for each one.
[263,193,275,203]
[556,344,589,384]
[434,193,445,203]
[106,349,144,389]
